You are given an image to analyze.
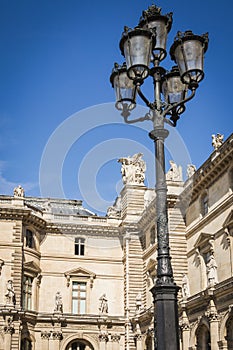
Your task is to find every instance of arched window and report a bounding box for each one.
[66,339,94,350]
[196,324,211,350]
[226,316,233,350]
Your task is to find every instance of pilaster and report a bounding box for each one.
[120,184,146,223]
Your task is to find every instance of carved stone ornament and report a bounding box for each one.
[135,293,143,314]
[206,254,218,287]
[118,153,146,186]
[181,274,190,300]
[99,333,109,342]
[13,185,25,197]
[5,280,16,306]
[54,291,63,313]
[4,316,14,335]
[41,331,51,339]
[0,259,4,275]
[99,294,108,314]
[52,331,63,340]
[212,133,224,150]
[111,334,121,342]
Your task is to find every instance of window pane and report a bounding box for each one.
[80,283,86,290]
[80,299,86,314]
[80,245,85,255]
[72,299,78,313]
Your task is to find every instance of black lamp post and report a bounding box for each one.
[110,5,208,350]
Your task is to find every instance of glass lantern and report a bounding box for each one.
[139,5,173,62]
[162,66,187,105]
[110,63,136,111]
[119,27,155,82]
[170,31,209,86]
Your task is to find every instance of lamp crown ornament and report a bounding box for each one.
[139,4,173,32]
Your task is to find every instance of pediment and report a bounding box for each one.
[194,232,214,249]
[24,261,41,274]
[64,267,96,288]
[64,267,96,278]
[223,210,233,229]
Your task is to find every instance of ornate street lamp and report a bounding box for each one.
[110,4,208,350]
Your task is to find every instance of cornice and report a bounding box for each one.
[186,194,233,239]
[45,222,121,237]
[181,133,233,203]
[0,206,47,231]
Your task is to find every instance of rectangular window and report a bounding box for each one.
[25,229,34,248]
[75,238,85,255]
[203,195,208,216]
[72,282,86,314]
[22,276,33,310]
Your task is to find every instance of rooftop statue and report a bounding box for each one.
[187,164,196,179]
[166,160,183,182]
[13,185,25,197]
[212,133,224,150]
[118,153,146,185]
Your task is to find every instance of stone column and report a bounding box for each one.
[112,334,121,350]
[51,331,62,350]
[180,306,190,350]
[208,299,219,350]
[209,315,219,350]
[135,334,143,350]
[41,331,50,350]
[4,324,14,350]
[99,333,108,350]
[181,324,190,350]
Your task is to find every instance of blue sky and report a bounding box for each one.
[0,0,232,215]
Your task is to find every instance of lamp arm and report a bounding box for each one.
[161,87,196,118]
[136,85,154,109]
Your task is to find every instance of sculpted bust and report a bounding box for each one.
[118,153,146,185]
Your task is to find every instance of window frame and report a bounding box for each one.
[74,237,85,256]
[22,275,33,310]
[200,191,209,217]
[71,281,87,314]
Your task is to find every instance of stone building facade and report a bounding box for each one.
[0,133,232,350]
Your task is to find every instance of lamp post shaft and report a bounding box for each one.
[149,107,180,349]
[110,6,208,349]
